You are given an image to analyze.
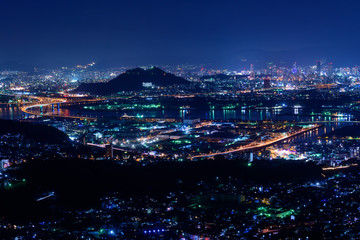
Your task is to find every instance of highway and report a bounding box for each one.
[190,124,321,160]
[87,124,322,159]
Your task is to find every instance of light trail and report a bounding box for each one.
[322,164,358,171]
[36,192,55,202]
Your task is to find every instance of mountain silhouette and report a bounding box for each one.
[75,67,189,95]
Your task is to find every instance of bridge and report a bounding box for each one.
[21,97,67,115]
[19,97,98,120]
[8,94,99,120]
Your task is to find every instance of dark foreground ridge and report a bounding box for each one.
[0,119,70,145]
[75,67,190,95]
[1,157,321,222]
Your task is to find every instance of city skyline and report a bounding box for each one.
[2,1,360,239]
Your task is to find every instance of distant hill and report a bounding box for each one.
[75,67,190,95]
[0,119,70,145]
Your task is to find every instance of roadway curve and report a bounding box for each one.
[190,124,321,160]
[21,97,67,115]
[20,97,99,120]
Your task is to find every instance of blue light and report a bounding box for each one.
[144,231,147,234]
[109,230,114,235]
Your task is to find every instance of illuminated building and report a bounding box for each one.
[263,76,271,89]
[327,62,333,76]
[250,64,255,80]
[0,159,10,170]
[292,62,297,74]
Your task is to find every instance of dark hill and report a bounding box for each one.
[0,119,70,145]
[10,157,321,212]
[75,67,189,95]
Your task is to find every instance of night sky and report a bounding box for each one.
[1,0,360,68]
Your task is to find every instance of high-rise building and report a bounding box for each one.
[292,62,297,74]
[105,143,113,158]
[250,64,255,80]
[316,60,321,76]
[327,62,333,76]
[263,76,271,89]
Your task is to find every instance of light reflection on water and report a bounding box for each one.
[0,105,356,125]
[0,106,24,120]
[282,122,352,144]
[0,105,356,143]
